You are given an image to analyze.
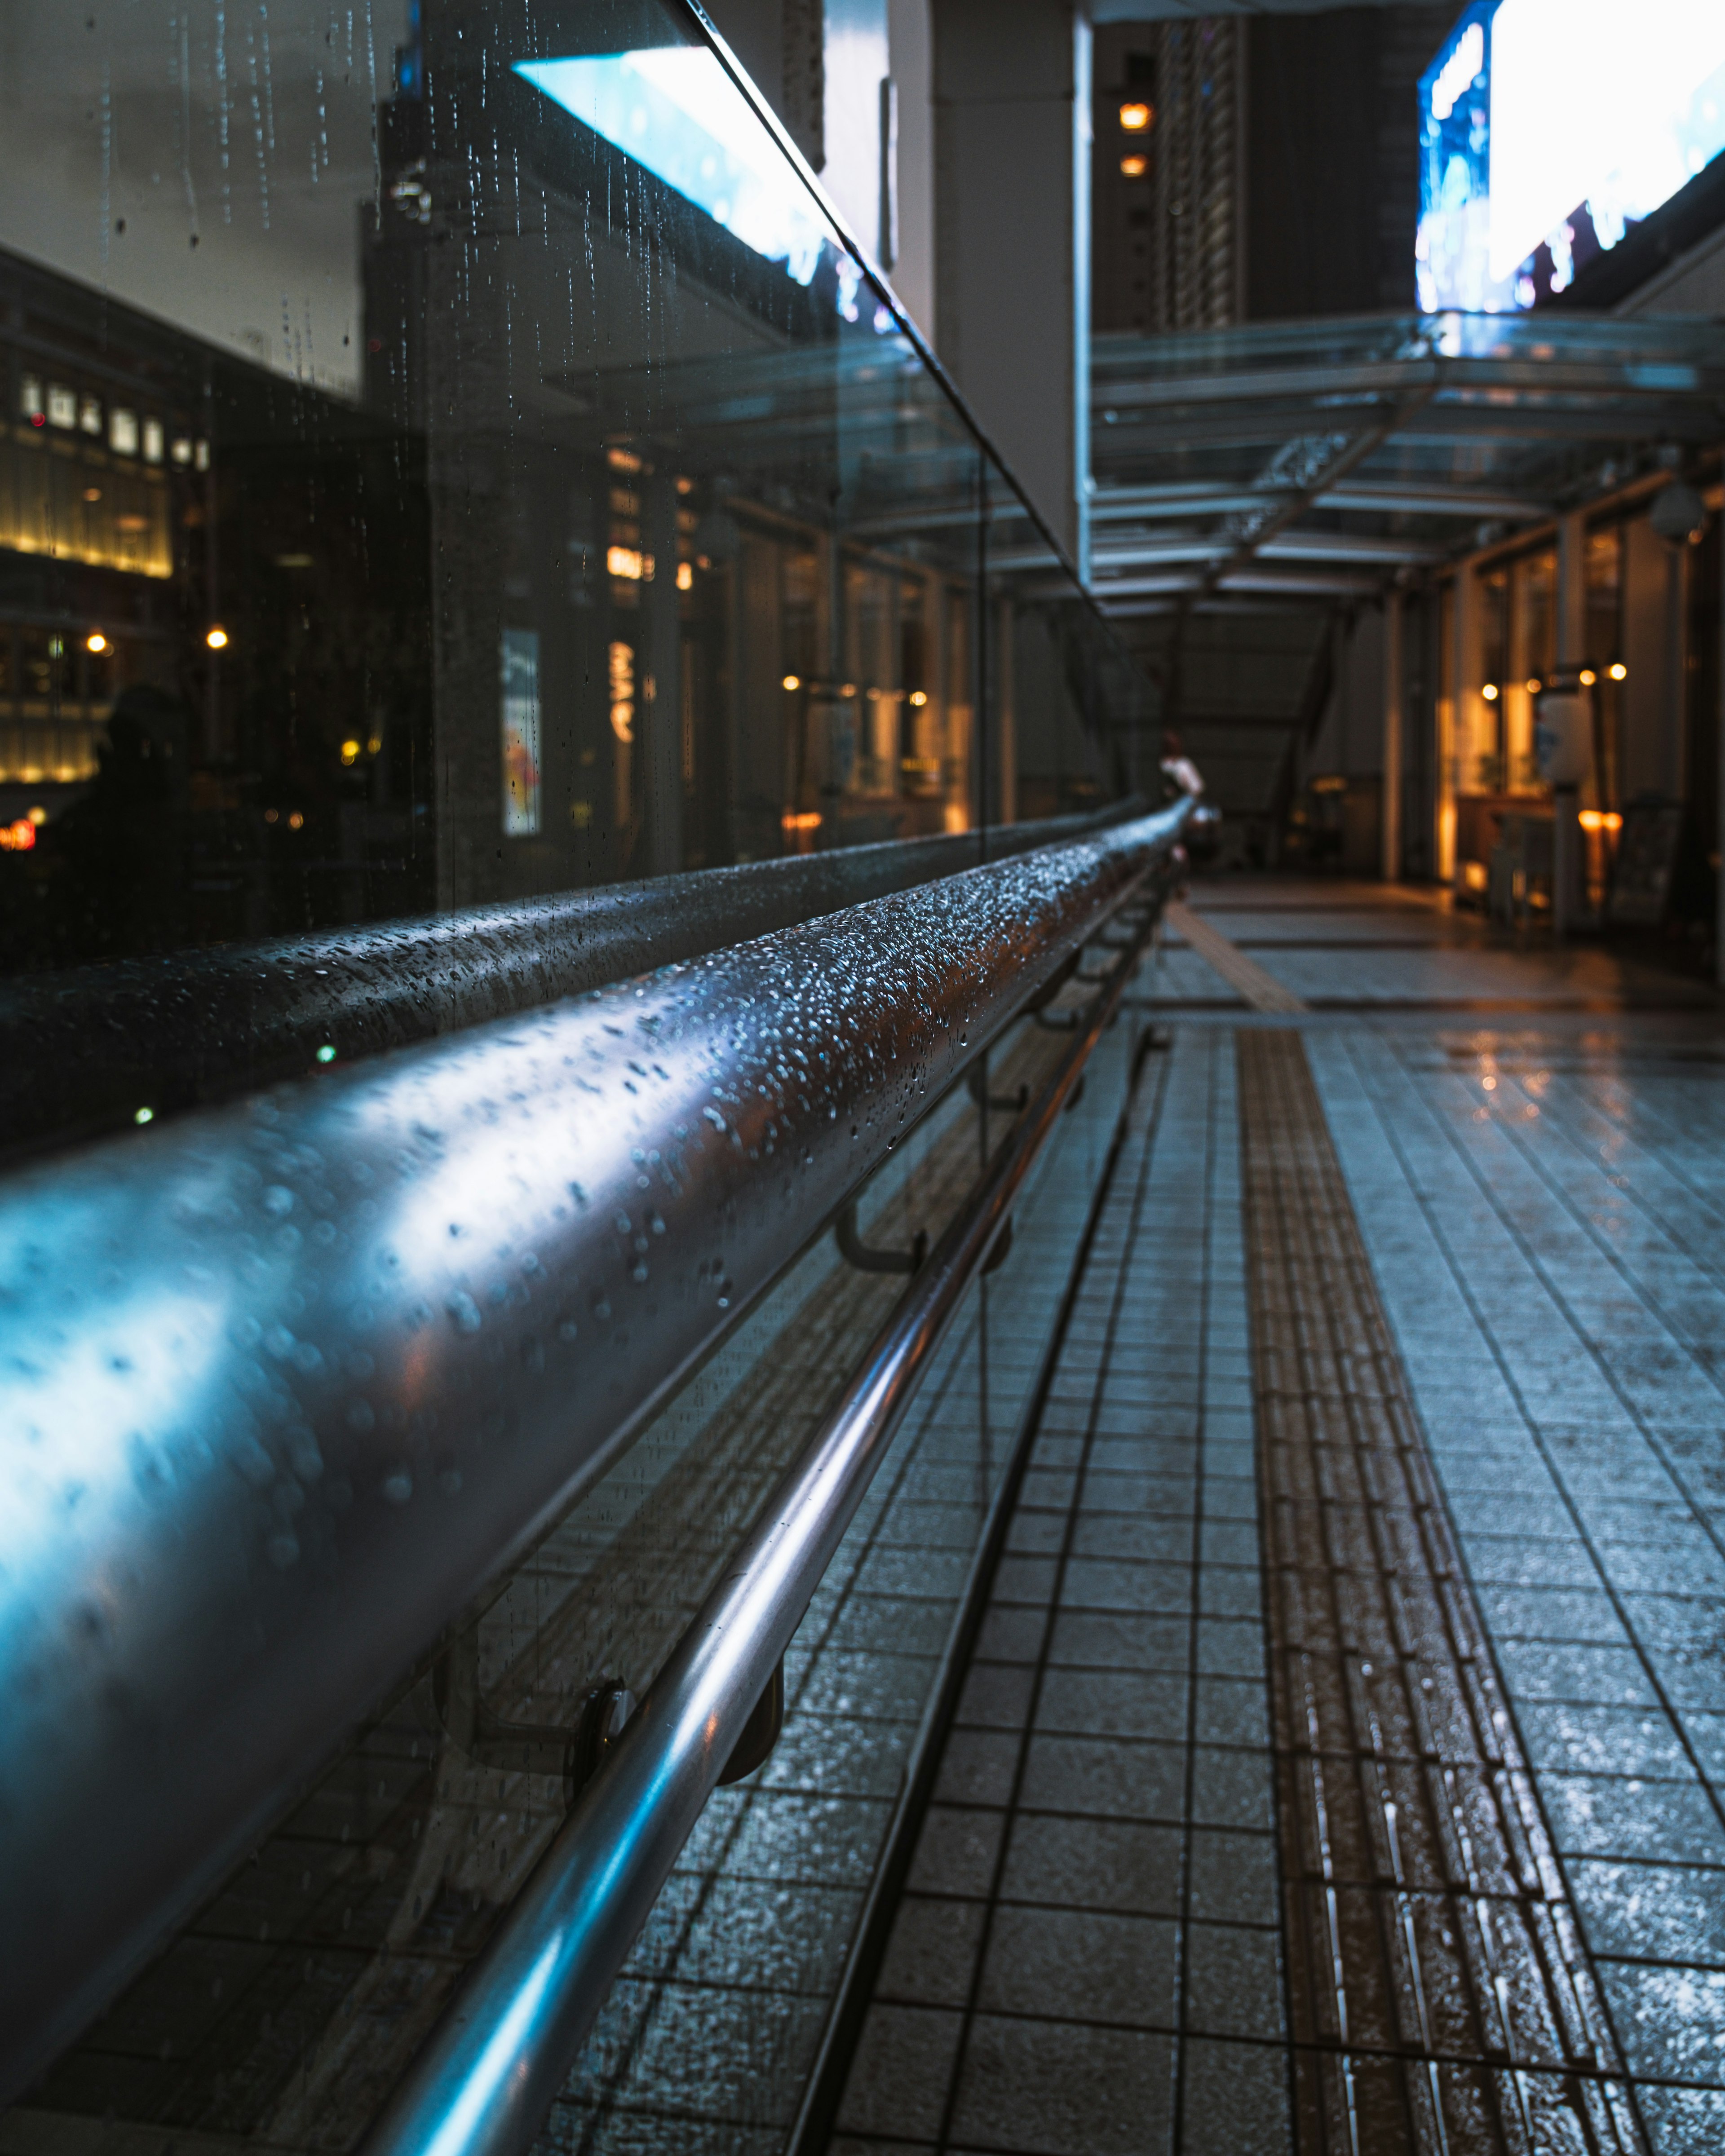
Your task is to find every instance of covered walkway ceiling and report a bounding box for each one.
[1089,313,1725,617]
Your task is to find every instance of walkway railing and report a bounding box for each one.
[0,800,1190,2110]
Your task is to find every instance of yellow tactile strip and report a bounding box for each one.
[1168,901,1308,1015]
[1238,1031,1645,2156]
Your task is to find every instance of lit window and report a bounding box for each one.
[1120,155,1148,179]
[142,418,165,464]
[194,439,211,471]
[1119,102,1152,132]
[607,544,646,581]
[609,640,636,744]
[675,560,694,590]
[109,408,139,456]
[21,376,44,424]
[171,436,194,466]
[79,395,103,435]
[607,445,643,473]
[48,384,77,429]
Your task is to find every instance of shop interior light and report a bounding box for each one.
[1120,155,1148,178]
[1119,102,1152,132]
[1579,809,1624,834]
[205,626,229,650]
[781,674,801,691]
[85,632,107,654]
[1579,667,1597,686]
[1482,682,1499,701]
[1608,662,1628,680]
[908,689,928,707]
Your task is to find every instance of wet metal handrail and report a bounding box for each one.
[0,804,1133,1162]
[0,801,1187,2101]
[361,893,1162,2156]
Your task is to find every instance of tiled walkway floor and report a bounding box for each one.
[834,882,1725,2156]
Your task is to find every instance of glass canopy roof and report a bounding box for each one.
[1087,310,1725,610]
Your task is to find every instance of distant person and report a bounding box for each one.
[1159,728,1205,800]
[47,683,192,963]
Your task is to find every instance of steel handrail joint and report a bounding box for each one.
[0,800,1190,2103]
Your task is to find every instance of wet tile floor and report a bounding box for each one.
[834,882,1725,2156]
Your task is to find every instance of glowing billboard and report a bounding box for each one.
[1417,0,1725,312]
[516,46,867,322]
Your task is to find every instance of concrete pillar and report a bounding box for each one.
[1718,496,1725,986]
[1551,512,1588,936]
[1556,510,1586,668]
[643,471,684,875]
[1440,567,1479,885]
[931,0,1091,573]
[1382,588,1403,882]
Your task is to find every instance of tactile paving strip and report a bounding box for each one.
[1238,1030,1647,2156]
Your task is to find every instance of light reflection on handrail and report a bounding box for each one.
[362,888,1165,2156]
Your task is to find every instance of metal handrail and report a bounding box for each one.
[0,803,1135,1162]
[360,901,1162,2156]
[0,800,1188,2102]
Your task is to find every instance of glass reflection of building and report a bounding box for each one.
[0,0,1116,975]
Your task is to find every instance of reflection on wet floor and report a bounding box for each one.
[7,879,1725,2156]
[836,880,1725,2156]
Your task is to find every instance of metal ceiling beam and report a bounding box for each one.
[1091,479,1554,523]
[1192,396,1429,599]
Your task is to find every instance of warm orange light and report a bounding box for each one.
[908,689,928,707]
[1526,677,1542,695]
[782,674,802,692]
[781,810,823,833]
[607,545,647,581]
[0,818,37,851]
[675,561,694,591]
[288,810,304,830]
[1482,682,1499,701]
[1120,154,1149,178]
[85,632,108,654]
[205,626,229,650]
[27,806,45,826]
[1119,102,1152,132]
[1609,662,1627,681]
[1579,810,1624,834]
[1578,668,1597,686]
[340,738,361,765]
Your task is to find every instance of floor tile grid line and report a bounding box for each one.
[1522,1063,1725,1265]
[562,1287,999,2152]
[1366,1032,1725,1852]
[1428,1059,1725,1601]
[1240,1034,1645,2156]
[1532,1064,1725,1232]
[1330,1029,1704,2143]
[925,1033,1189,2156]
[1433,1047,1725,1413]
[1171,1028,1223,2156]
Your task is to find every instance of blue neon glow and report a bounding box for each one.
[1417,0,1725,313]
[516,46,866,320]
